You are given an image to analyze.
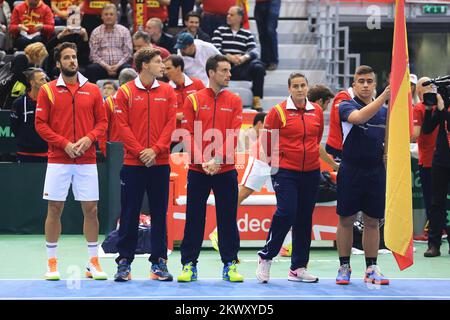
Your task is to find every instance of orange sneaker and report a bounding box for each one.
[45,258,60,281]
[86,257,108,280]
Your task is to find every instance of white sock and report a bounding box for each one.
[87,242,98,259]
[46,242,57,259]
[283,230,292,246]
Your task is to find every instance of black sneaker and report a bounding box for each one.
[114,258,131,282]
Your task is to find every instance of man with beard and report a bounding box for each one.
[35,42,108,281]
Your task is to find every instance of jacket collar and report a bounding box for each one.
[169,73,193,88]
[56,72,88,87]
[286,96,315,111]
[135,76,160,90]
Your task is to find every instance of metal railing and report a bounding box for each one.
[309,0,360,92]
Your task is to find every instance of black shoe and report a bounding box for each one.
[266,63,278,71]
[424,246,441,257]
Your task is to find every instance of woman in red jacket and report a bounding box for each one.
[256,72,324,283]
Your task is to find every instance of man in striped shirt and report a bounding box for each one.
[212,5,266,111]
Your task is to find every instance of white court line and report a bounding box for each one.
[2,295,450,300]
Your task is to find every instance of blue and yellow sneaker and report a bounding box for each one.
[151,258,173,281]
[223,261,244,282]
[177,262,198,282]
[364,265,389,285]
[336,264,352,285]
[114,258,131,282]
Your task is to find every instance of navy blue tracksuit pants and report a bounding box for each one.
[180,169,239,266]
[116,165,170,264]
[258,168,320,270]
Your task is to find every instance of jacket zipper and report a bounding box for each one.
[147,90,150,148]
[211,94,218,158]
[301,111,306,172]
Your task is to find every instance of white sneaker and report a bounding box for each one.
[256,256,272,283]
[86,257,108,280]
[45,258,61,281]
[288,268,319,283]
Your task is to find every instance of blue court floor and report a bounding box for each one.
[1,279,450,300]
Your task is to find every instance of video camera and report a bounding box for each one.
[422,75,450,107]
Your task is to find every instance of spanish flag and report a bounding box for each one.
[236,0,250,29]
[384,0,414,270]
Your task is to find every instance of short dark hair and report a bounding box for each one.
[103,81,118,90]
[54,42,77,63]
[288,72,308,87]
[164,54,185,72]
[354,65,376,81]
[25,68,46,84]
[132,30,151,44]
[253,112,267,126]
[205,54,230,77]
[184,10,201,22]
[134,48,161,73]
[307,84,334,103]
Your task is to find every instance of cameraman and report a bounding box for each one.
[422,90,450,257]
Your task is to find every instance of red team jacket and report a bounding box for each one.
[263,97,324,172]
[35,73,107,164]
[413,102,438,168]
[114,77,177,166]
[325,88,353,152]
[182,88,243,174]
[9,1,55,38]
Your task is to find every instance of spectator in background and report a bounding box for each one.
[307,84,335,111]
[9,0,55,50]
[102,80,117,98]
[98,68,138,157]
[145,17,176,54]
[86,4,132,83]
[163,54,204,151]
[3,42,48,110]
[212,6,266,111]
[199,0,235,38]
[168,0,194,28]
[46,26,90,79]
[51,0,81,26]
[175,11,210,43]
[175,32,220,86]
[132,30,170,59]
[410,73,419,105]
[254,0,280,71]
[0,0,11,51]
[80,0,118,36]
[10,68,48,163]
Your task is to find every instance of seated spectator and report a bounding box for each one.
[143,0,170,24]
[102,80,117,98]
[80,0,118,36]
[200,0,235,38]
[86,3,132,83]
[10,68,48,163]
[0,0,11,51]
[175,11,210,43]
[175,32,220,86]
[212,6,265,111]
[145,17,175,53]
[132,30,170,59]
[3,42,48,110]
[163,54,205,150]
[168,0,194,28]
[51,0,81,26]
[9,0,55,50]
[46,26,90,79]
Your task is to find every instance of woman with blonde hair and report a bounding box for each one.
[3,42,49,109]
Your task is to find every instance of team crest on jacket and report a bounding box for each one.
[134,96,144,101]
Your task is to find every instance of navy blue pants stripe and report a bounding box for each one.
[180,169,239,266]
[116,165,170,264]
[259,168,320,270]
